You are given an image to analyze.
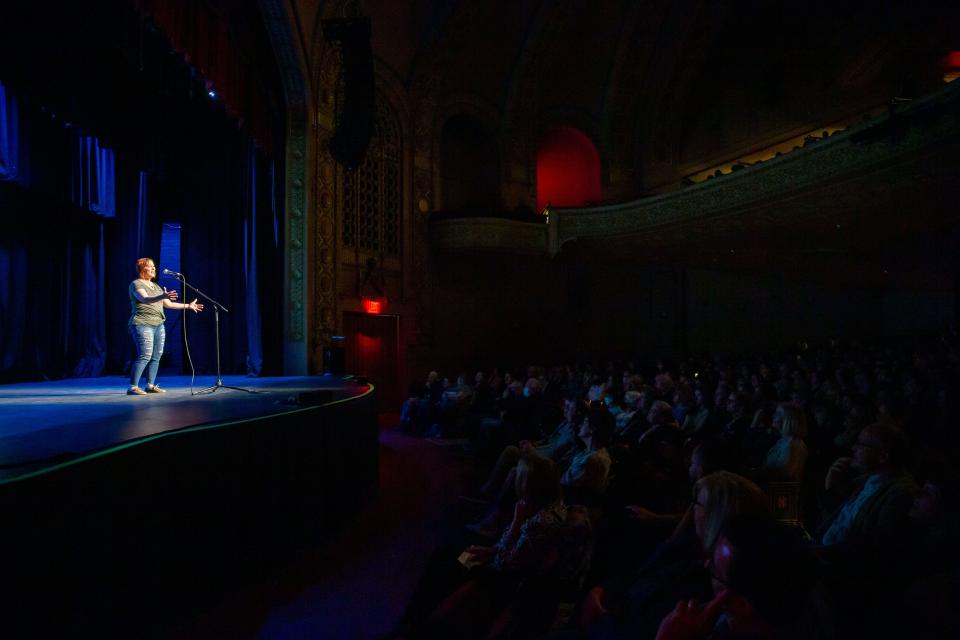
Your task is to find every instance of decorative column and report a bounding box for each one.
[259,0,310,374]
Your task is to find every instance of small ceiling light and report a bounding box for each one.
[208,90,217,99]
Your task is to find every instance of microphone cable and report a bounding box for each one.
[176,276,199,394]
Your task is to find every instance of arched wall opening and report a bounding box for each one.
[440,114,501,212]
[536,126,601,212]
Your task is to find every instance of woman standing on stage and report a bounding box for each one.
[128,258,203,395]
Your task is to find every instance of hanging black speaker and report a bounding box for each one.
[322,17,375,170]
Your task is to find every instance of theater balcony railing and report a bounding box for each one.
[430,208,549,255]
[430,79,960,257]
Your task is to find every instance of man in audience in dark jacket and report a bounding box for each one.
[816,422,918,556]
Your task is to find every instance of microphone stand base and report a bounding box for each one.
[192,379,264,395]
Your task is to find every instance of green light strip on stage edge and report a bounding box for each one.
[0,383,375,487]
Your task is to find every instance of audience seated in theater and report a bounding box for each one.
[480,377,525,449]
[751,403,809,483]
[498,370,515,401]
[815,422,918,564]
[749,371,777,410]
[635,400,680,454]
[601,388,624,420]
[613,384,655,443]
[427,372,475,438]
[832,399,868,452]
[471,370,496,415]
[654,369,677,402]
[655,513,826,640]
[560,405,615,505]
[614,390,641,432]
[394,331,960,640]
[587,374,606,403]
[544,365,568,403]
[898,465,960,639]
[623,438,734,531]
[394,454,569,640]
[468,400,597,538]
[594,438,736,580]
[622,371,644,393]
[739,407,779,470]
[718,391,751,444]
[401,370,444,434]
[671,383,695,426]
[902,464,960,576]
[703,382,732,437]
[477,396,580,502]
[568,471,768,640]
[680,386,712,438]
[813,421,921,636]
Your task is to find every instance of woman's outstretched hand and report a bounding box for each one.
[188,299,204,313]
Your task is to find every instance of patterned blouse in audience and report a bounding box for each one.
[492,499,567,572]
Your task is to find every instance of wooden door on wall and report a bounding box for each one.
[342,312,400,412]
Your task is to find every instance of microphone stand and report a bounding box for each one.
[172,274,260,396]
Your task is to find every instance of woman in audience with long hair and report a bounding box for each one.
[753,403,809,483]
[403,453,567,639]
[560,405,614,504]
[574,471,768,640]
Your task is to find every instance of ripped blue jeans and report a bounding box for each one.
[130,323,165,388]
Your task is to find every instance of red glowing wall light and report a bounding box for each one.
[361,297,384,314]
[944,52,960,68]
[536,126,602,213]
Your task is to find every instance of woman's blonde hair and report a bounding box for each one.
[776,403,808,439]
[694,471,768,552]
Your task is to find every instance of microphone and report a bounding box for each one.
[162,268,183,277]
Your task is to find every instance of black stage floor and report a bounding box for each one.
[0,374,370,481]
[0,374,379,633]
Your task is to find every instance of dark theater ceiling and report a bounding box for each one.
[288,1,960,286]
[292,0,954,134]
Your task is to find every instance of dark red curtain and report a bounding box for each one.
[136,0,274,155]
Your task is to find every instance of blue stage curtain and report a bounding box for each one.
[0,81,110,381]
[71,135,116,217]
[67,223,108,378]
[94,143,116,217]
[0,242,28,375]
[0,81,18,182]
[243,139,263,377]
[0,197,108,382]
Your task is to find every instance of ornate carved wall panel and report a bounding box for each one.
[341,95,402,259]
[313,39,340,366]
[313,6,414,368]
